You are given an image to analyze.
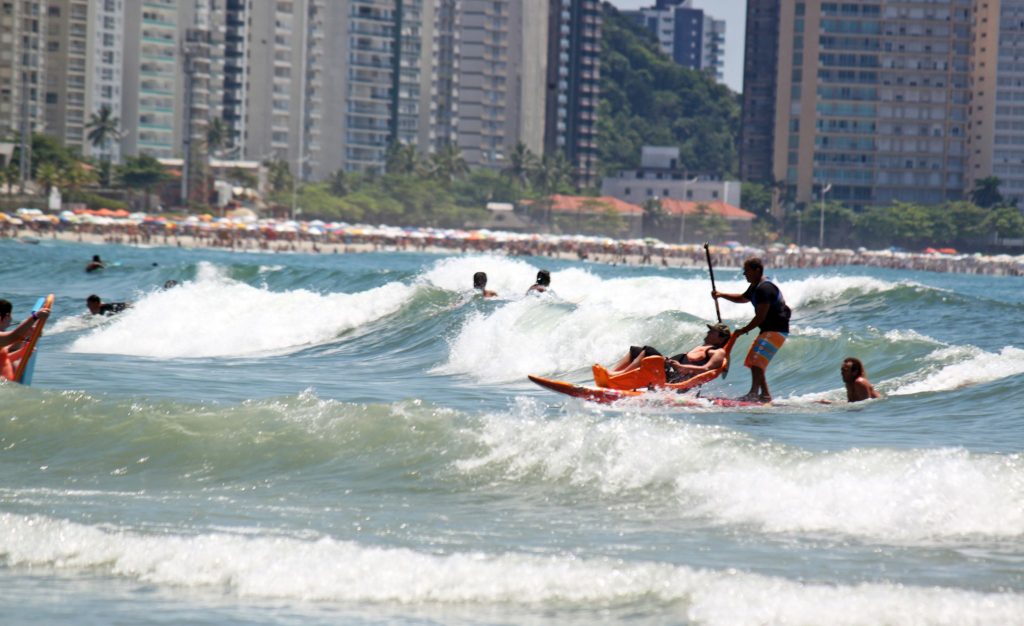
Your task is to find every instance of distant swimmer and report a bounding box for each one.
[526,269,551,295]
[85,255,105,273]
[473,272,497,298]
[842,357,881,402]
[713,257,791,403]
[86,294,131,316]
[0,298,50,379]
[162,280,179,290]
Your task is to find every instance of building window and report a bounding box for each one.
[624,187,631,195]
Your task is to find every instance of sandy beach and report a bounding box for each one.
[6,224,1024,277]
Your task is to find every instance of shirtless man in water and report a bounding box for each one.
[605,323,731,384]
[841,357,881,402]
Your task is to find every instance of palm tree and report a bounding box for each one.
[86,105,122,186]
[263,158,293,194]
[118,154,170,212]
[427,143,469,186]
[34,162,63,197]
[206,117,230,157]
[501,142,539,188]
[642,196,665,238]
[2,161,19,197]
[970,176,1004,209]
[63,162,97,198]
[385,142,420,176]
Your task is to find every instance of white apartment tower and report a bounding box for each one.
[84,0,125,162]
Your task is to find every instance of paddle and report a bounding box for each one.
[704,243,730,381]
[704,242,721,323]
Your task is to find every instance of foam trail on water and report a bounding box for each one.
[1,513,1020,625]
[69,262,416,358]
[459,405,1024,541]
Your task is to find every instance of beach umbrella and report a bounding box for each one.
[938,247,957,255]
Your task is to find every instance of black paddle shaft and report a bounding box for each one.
[704,242,722,323]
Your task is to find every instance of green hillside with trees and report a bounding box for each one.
[598,3,741,177]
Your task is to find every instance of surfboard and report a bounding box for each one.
[527,374,766,407]
[12,294,54,385]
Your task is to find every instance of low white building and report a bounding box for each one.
[600,146,741,207]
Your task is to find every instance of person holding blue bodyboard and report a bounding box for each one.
[0,297,52,382]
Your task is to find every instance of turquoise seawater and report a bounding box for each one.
[1,239,1022,625]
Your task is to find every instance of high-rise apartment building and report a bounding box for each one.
[742,0,973,209]
[429,0,547,169]
[3,0,599,192]
[968,0,1024,207]
[739,0,780,187]
[627,0,726,83]
[1,0,48,183]
[121,0,180,158]
[42,0,89,152]
[545,0,601,188]
[84,0,125,163]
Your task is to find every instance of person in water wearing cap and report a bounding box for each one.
[841,357,881,402]
[527,269,550,295]
[713,257,791,403]
[473,272,498,298]
[599,322,732,386]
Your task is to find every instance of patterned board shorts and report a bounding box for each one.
[744,331,788,371]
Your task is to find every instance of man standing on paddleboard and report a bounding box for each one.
[713,257,790,403]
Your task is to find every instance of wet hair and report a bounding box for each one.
[163,280,179,290]
[743,257,764,273]
[473,272,487,289]
[0,299,11,317]
[536,270,551,286]
[92,255,102,262]
[843,357,864,377]
[86,294,101,305]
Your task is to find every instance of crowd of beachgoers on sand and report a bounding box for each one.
[2,209,1024,277]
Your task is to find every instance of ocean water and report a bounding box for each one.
[0,240,1022,625]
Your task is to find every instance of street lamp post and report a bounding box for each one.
[819,182,831,249]
[290,154,310,221]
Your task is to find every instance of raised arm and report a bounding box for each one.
[0,308,49,348]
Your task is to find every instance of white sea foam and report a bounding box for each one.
[460,406,1024,541]
[890,345,1024,395]
[434,264,906,382]
[1,512,1020,624]
[69,262,416,358]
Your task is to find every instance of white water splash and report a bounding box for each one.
[69,262,416,358]
[460,407,1024,542]
[1,512,1020,625]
